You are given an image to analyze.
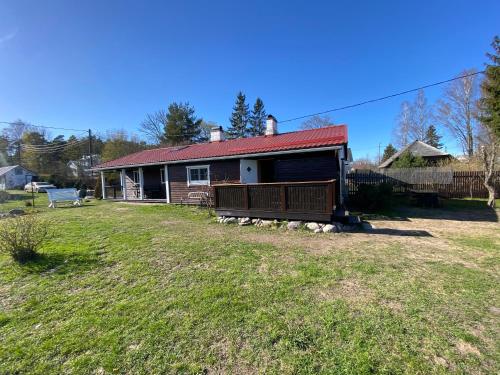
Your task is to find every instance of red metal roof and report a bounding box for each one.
[95,125,347,169]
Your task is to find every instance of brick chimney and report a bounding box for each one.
[265,115,278,136]
[210,126,225,142]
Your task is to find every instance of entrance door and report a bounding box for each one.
[258,159,275,183]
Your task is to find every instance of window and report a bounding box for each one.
[14,168,23,175]
[186,166,209,186]
[160,169,165,183]
[132,171,140,184]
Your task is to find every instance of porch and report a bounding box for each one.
[213,180,337,222]
[100,165,169,202]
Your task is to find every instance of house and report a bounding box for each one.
[68,154,101,177]
[93,116,349,218]
[378,140,452,169]
[0,165,38,190]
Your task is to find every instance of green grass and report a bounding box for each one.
[0,192,499,374]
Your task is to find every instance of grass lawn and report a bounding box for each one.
[0,191,499,374]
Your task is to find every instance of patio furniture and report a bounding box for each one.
[47,188,82,208]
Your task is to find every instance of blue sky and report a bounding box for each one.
[0,0,498,158]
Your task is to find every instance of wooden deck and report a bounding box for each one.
[213,180,336,222]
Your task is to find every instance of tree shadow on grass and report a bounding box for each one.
[358,199,498,223]
[17,251,105,275]
[364,228,433,237]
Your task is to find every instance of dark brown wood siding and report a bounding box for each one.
[272,151,339,182]
[168,160,240,203]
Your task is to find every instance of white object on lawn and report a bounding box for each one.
[47,188,82,208]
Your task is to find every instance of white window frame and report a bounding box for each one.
[160,169,165,183]
[186,165,210,186]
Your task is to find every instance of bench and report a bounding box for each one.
[181,191,210,207]
[47,188,82,208]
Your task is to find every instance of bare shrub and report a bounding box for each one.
[0,215,51,262]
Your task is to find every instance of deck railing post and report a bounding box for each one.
[326,181,333,213]
[244,185,249,209]
[213,186,218,208]
[280,184,286,212]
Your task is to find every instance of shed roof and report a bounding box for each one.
[378,140,450,168]
[0,165,36,176]
[95,125,348,170]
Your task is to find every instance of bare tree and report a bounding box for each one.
[1,119,36,163]
[139,110,167,144]
[300,115,333,130]
[393,90,435,148]
[436,69,479,158]
[409,90,433,141]
[393,101,412,148]
[477,127,497,207]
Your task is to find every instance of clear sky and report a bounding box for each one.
[0,0,498,158]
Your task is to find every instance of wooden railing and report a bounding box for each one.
[213,180,336,221]
[104,185,123,199]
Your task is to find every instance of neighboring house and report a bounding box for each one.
[68,155,101,177]
[0,165,38,190]
[94,115,350,206]
[378,140,452,169]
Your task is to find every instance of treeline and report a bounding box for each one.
[0,122,149,187]
[139,92,268,145]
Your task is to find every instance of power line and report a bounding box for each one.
[279,70,485,124]
[0,121,88,133]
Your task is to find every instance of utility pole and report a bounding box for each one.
[378,143,381,165]
[88,129,93,167]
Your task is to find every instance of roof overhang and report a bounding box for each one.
[92,145,344,171]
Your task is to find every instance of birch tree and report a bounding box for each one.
[436,69,480,158]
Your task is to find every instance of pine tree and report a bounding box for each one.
[164,102,203,145]
[478,36,500,207]
[381,144,397,163]
[480,36,500,140]
[248,98,266,136]
[227,92,249,139]
[424,125,443,149]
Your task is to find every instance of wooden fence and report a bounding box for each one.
[214,180,336,221]
[346,170,500,199]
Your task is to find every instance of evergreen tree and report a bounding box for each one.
[248,98,266,136]
[480,36,500,140]
[227,91,249,138]
[424,125,443,149]
[381,144,397,163]
[392,151,427,168]
[164,102,203,145]
[478,36,500,207]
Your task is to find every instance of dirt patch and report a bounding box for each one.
[160,220,182,226]
[455,340,481,357]
[315,279,375,304]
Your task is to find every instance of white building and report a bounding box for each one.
[67,155,100,177]
[0,165,38,190]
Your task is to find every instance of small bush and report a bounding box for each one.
[353,183,394,211]
[0,215,52,262]
[94,177,102,200]
[0,191,10,203]
[24,201,33,207]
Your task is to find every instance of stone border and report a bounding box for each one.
[216,216,373,233]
